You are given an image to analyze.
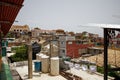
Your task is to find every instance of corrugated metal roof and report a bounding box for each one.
[0,0,24,36]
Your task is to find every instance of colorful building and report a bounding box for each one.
[10,25,30,33]
[66,40,94,58]
[59,36,75,57]
[31,28,56,38]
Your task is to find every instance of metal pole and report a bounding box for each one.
[50,40,52,58]
[49,40,52,72]
[104,28,108,80]
[58,40,60,57]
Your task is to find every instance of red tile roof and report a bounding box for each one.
[0,0,24,35]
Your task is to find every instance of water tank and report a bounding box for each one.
[38,53,45,61]
[41,55,49,73]
[50,57,59,76]
[34,61,41,72]
[36,54,39,60]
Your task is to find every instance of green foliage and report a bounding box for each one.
[108,71,118,77]
[11,45,28,62]
[97,66,104,74]
[97,65,120,78]
[6,32,14,38]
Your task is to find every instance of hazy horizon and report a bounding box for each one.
[14,0,120,37]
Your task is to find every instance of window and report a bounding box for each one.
[61,41,64,44]
[68,41,72,44]
[62,50,65,53]
[76,41,82,44]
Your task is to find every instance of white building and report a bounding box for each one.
[59,36,75,57]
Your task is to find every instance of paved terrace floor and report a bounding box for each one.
[67,67,114,80]
[15,65,66,80]
[13,60,114,80]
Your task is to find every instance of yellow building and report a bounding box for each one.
[10,25,30,33]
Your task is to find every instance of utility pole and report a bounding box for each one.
[27,37,33,79]
[28,44,32,79]
[50,40,52,58]
[49,40,52,72]
[58,40,60,57]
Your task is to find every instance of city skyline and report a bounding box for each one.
[14,0,120,37]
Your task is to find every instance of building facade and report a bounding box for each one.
[59,36,75,57]
[9,25,30,38]
[66,40,94,58]
[31,28,56,38]
[55,29,65,36]
[10,25,30,33]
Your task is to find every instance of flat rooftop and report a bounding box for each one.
[67,68,103,80]
[12,60,114,80]
[15,65,66,80]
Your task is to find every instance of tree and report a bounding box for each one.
[11,45,28,62]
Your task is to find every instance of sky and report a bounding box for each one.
[14,0,120,37]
